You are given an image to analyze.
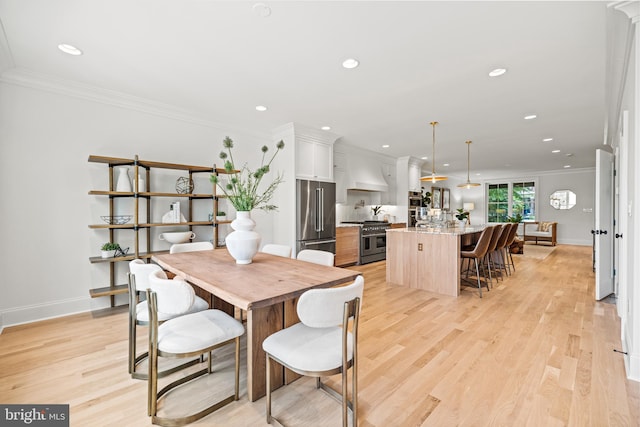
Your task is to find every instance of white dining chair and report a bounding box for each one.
[127,260,209,379]
[146,287,245,426]
[296,249,334,266]
[263,275,364,427]
[169,241,214,254]
[261,243,292,258]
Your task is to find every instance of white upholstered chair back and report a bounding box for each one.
[169,241,214,254]
[147,269,195,315]
[261,244,292,258]
[297,275,364,328]
[129,259,166,292]
[262,274,364,426]
[296,249,334,266]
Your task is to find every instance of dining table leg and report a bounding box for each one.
[246,303,284,401]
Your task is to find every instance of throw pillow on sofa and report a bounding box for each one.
[537,222,553,232]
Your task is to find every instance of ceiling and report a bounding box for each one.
[0,1,610,178]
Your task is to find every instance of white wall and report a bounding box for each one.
[0,82,292,328]
[438,169,595,245]
[612,3,639,382]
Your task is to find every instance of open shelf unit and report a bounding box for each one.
[88,155,232,305]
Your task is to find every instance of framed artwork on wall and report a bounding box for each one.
[431,187,441,209]
[442,188,450,211]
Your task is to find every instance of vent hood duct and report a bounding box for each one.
[346,157,389,192]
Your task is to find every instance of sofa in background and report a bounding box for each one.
[523,221,557,246]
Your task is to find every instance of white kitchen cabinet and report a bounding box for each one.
[296,139,333,181]
[408,160,422,192]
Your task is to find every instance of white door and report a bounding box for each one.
[595,149,614,300]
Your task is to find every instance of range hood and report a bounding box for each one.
[346,157,389,192]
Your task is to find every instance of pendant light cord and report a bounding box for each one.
[431,121,438,177]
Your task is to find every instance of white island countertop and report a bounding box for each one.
[387,225,486,235]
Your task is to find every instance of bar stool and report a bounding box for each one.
[492,224,512,279]
[460,225,496,297]
[484,224,503,285]
[504,223,519,273]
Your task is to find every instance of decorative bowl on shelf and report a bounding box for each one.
[159,231,196,244]
[101,215,133,225]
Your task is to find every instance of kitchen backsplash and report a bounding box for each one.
[336,191,398,224]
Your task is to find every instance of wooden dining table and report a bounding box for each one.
[152,249,361,402]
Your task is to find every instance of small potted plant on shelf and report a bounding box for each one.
[216,211,227,221]
[101,242,120,258]
[455,208,469,226]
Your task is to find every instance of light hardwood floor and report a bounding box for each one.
[1,245,638,426]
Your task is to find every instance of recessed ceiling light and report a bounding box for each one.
[524,114,537,120]
[443,163,450,167]
[58,43,82,56]
[252,2,272,17]
[382,144,390,148]
[564,165,571,168]
[421,156,428,160]
[552,150,561,153]
[255,105,267,112]
[342,58,359,69]
[321,126,331,131]
[489,68,507,77]
[475,173,481,176]
[566,153,574,157]
[543,138,553,142]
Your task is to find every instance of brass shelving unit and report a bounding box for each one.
[88,155,231,306]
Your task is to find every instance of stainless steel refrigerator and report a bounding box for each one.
[296,179,336,254]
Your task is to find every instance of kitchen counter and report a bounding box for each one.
[386,225,485,297]
[388,225,485,235]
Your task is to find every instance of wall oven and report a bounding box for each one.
[409,191,422,207]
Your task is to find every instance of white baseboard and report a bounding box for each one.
[557,239,591,246]
[0,297,94,333]
[629,354,640,382]
[624,327,640,382]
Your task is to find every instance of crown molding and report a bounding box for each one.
[0,67,272,140]
[271,122,341,145]
[610,1,640,23]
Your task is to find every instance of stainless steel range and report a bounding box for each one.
[341,221,391,264]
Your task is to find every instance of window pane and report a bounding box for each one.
[488,184,509,222]
[513,181,536,221]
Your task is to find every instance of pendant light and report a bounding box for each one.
[457,140,481,189]
[420,121,447,182]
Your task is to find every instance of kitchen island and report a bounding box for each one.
[386,225,485,297]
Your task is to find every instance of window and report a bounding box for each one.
[486,181,536,222]
[488,183,509,222]
[512,181,536,220]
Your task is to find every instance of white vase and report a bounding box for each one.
[136,172,145,192]
[115,167,132,192]
[225,211,261,264]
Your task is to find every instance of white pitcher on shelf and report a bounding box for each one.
[115,167,132,192]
